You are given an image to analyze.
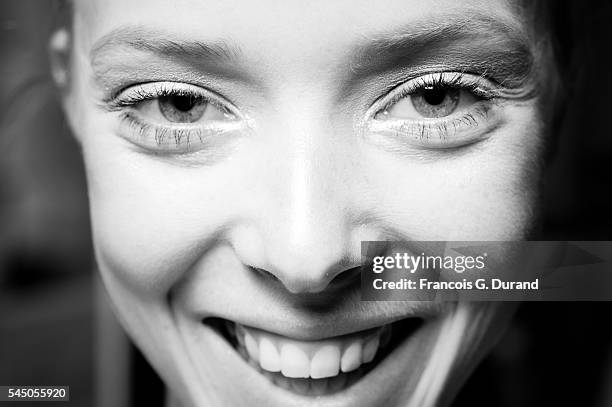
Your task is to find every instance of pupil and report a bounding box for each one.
[422,87,447,105]
[171,95,196,112]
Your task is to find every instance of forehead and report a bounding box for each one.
[75,0,523,63]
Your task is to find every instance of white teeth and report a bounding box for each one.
[236,324,389,380]
[237,345,248,360]
[280,343,310,378]
[362,336,379,364]
[340,341,362,373]
[244,332,259,362]
[310,345,340,379]
[259,337,281,372]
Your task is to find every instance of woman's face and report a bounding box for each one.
[59,0,544,405]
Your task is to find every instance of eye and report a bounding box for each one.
[376,82,481,120]
[368,73,501,149]
[392,86,479,119]
[107,82,244,154]
[120,84,236,124]
[158,95,211,122]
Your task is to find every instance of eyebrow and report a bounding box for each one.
[90,13,535,98]
[90,26,248,85]
[91,26,240,60]
[347,13,535,89]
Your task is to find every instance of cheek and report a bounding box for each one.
[83,143,244,295]
[364,105,544,240]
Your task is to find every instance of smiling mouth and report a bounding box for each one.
[205,317,423,396]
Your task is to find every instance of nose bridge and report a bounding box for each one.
[287,128,334,252]
[256,109,358,294]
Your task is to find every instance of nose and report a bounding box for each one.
[229,114,373,294]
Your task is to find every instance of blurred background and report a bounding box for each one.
[1,1,612,406]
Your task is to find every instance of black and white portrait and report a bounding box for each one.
[1,1,611,406]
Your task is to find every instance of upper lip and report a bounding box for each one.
[202,301,441,341]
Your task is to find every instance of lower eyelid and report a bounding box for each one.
[115,111,246,153]
[367,103,497,149]
[120,112,201,146]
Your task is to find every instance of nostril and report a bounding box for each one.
[249,265,316,293]
[249,266,281,282]
[248,264,361,295]
[327,266,361,288]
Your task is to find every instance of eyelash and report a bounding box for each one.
[382,72,497,105]
[109,82,219,108]
[107,82,241,153]
[369,72,503,148]
[107,72,506,153]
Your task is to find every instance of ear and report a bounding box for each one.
[49,28,82,142]
[49,28,71,91]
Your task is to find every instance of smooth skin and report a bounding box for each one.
[52,0,546,405]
